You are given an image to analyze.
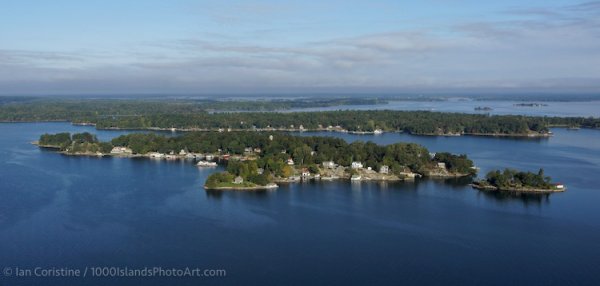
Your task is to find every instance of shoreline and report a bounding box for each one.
[470,183,565,194]
[5,120,597,136]
[92,126,554,138]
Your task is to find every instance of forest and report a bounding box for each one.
[483,168,553,189]
[3,99,599,135]
[39,131,476,180]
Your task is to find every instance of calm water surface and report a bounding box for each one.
[291,99,600,117]
[1,123,599,285]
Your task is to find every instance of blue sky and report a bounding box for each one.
[1,0,599,94]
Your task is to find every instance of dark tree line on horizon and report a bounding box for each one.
[3,99,599,134]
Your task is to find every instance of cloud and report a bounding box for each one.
[1,1,600,94]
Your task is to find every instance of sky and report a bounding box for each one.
[1,0,599,95]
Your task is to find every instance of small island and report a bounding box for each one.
[471,168,565,193]
[35,131,478,191]
[514,103,548,107]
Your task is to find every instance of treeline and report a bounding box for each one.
[3,99,599,134]
[38,132,112,154]
[91,111,552,135]
[484,168,552,189]
[0,98,385,121]
[40,131,476,177]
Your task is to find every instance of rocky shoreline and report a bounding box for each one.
[470,183,565,194]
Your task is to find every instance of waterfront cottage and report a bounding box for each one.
[148,152,165,159]
[351,162,364,169]
[323,161,337,169]
[380,165,390,174]
[301,168,310,178]
[110,147,132,155]
[234,176,244,184]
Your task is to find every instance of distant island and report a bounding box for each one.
[471,168,565,193]
[514,103,549,107]
[3,99,599,136]
[474,106,493,111]
[35,131,478,190]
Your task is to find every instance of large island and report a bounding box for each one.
[5,98,599,136]
[36,131,478,190]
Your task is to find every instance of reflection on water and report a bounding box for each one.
[475,189,551,206]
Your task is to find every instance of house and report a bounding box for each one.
[322,161,337,169]
[299,125,305,131]
[110,147,132,155]
[301,168,310,178]
[351,162,363,169]
[253,148,262,153]
[380,165,390,174]
[555,183,565,189]
[437,162,447,169]
[287,158,295,165]
[205,155,214,161]
[373,129,383,135]
[233,176,244,184]
[148,152,165,159]
[179,149,187,156]
[244,147,253,153]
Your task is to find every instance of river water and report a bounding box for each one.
[1,122,599,285]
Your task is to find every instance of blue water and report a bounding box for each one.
[1,123,600,285]
[289,99,600,117]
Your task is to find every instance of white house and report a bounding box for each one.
[110,147,132,155]
[179,149,187,156]
[148,152,165,159]
[351,162,363,169]
[287,158,295,165]
[322,161,337,169]
[380,165,390,174]
[555,183,565,189]
[437,162,447,169]
[234,176,244,184]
